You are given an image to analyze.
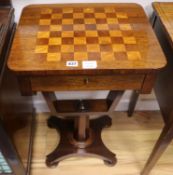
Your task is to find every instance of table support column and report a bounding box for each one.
[74,116,89,141]
[42,91,124,167]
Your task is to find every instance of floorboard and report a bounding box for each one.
[16,111,173,175]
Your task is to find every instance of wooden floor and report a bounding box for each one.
[20,111,173,175]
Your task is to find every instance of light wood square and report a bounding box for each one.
[120,24,132,31]
[109,30,122,37]
[112,44,126,52]
[49,38,62,45]
[62,19,73,24]
[116,12,128,19]
[101,52,115,61]
[74,37,86,45]
[95,13,106,18]
[127,51,141,60]
[74,52,88,60]
[86,31,98,37]
[37,32,50,38]
[85,18,96,24]
[63,8,73,13]
[73,13,84,18]
[39,19,51,25]
[41,8,53,14]
[87,44,100,52]
[99,37,111,44]
[61,45,74,52]
[62,31,74,37]
[123,37,137,44]
[97,24,109,30]
[74,24,85,31]
[50,25,62,31]
[35,45,48,53]
[83,8,94,13]
[51,13,62,19]
[47,53,61,61]
[107,18,118,24]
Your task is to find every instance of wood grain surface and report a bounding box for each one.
[15,111,173,175]
[8,3,166,75]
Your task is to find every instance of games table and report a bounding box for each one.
[8,3,166,167]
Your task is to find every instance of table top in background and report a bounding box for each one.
[153,2,173,46]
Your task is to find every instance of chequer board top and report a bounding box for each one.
[8,4,166,74]
[153,2,173,45]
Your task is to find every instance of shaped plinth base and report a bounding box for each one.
[46,115,117,167]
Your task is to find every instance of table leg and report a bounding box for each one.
[141,123,173,175]
[127,90,139,117]
[42,92,57,116]
[107,90,124,112]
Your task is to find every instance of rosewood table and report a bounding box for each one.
[7,3,166,168]
[140,2,173,175]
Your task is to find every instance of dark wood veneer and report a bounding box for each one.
[0,0,12,6]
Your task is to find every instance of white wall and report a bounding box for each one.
[12,0,170,112]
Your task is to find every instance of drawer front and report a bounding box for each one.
[31,74,145,91]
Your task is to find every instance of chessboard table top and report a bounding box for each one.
[8,3,166,75]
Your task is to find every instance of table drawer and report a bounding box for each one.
[31,74,145,91]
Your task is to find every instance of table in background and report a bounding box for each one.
[0,1,34,175]
[140,2,173,175]
[7,3,166,168]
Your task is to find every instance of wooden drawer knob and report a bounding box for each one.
[84,77,89,84]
